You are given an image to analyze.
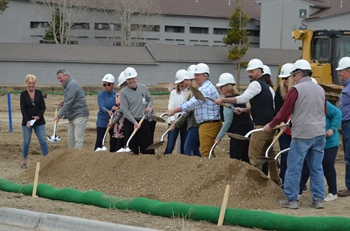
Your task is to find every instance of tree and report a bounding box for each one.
[101,0,162,46]
[43,7,66,43]
[222,0,250,89]
[0,0,9,14]
[31,0,91,44]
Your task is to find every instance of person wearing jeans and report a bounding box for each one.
[337,56,350,197]
[20,74,48,169]
[164,69,188,154]
[263,59,326,209]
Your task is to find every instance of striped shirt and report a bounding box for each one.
[179,80,220,124]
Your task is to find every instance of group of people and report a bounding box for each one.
[20,57,350,209]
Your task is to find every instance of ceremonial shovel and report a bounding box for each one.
[47,105,61,142]
[189,86,237,111]
[95,126,111,152]
[116,114,147,152]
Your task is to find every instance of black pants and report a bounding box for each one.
[123,118,154,154]
[94,127,118,152]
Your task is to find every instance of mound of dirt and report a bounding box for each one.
[16,149,285,210]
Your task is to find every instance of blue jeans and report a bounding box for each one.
[22,124,48,159]
[278,133,292,184]
[342,120,350,189]
[183,127,201,157]
[164,123,187,154]
[284,135,325,202]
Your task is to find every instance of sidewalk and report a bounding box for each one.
[0,207,160,231]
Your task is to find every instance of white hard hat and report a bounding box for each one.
[174,69,187,83]
[101,73,115,83]
[335,57,350,71]
[184,64,196,80]
[216,73,236,87]
[124,67,137,80]
[194,63,210,75]
[263,65,271,75]
[290,59,312,74]
[278,63,294,78]
[246,59,264,71]
[117,71,126,87]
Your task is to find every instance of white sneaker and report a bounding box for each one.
[297,194,302,201]
[324,193,338,202]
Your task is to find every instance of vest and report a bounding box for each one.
[292,77,326,138]
[249,77,275,125]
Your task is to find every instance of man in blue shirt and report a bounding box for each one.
[337,57,350,197]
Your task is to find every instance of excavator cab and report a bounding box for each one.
[292,29,350,104]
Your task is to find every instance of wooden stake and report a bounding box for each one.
[217,184,231,226]
[32,162,41,197]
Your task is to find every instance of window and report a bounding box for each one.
[71,23,89,30]
[299,9,307,18]
[213,28,228,35]
[190,27,208,34]
[312,36,331,62]
[165,26,184,33]
[30,22,48,29]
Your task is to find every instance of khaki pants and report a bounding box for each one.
[248,125,280,181]
[198,121,222,158]
[67,116,88,149]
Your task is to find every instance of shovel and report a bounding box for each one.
[148,114,166,123]
[208,142,217,159]
[47,106,61,142]
[226,123,288,141]
[254,147,290,167]
[146,128,170,150]
[205,96,237,111]
[146,113,183,150]
[190,86,206,102]
[116,114,147,152]
[95,126,111,152]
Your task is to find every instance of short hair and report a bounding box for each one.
[24,74,37,84]
[56,68,70,77]
[300,70,312,77]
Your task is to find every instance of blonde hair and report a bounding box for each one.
[279,77,295,99]
[24,74,37,84]
[221,84,240,96]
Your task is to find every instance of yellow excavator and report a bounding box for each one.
[292,29,350,105]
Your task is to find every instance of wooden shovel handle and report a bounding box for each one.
[130,115,147,137]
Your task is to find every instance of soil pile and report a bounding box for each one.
[15,149,285,210]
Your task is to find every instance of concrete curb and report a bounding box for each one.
[0,207,160,231]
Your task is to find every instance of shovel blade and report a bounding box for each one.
[95,146,108,152]
[116,147,131,153]
[149,115,166,123]
[47,135,61,142]
[226,133,249,140]
[146,141,164,150]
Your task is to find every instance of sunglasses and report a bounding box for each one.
[31,100,35,106]
[281,77,289,81]
[103,83,112,87]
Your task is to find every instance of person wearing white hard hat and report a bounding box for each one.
[167,63,221,158]
[94,73,117,152]
[164,69,189,154]
[262,65,276,109]
[274,63,295,186]
[336,56,350,197]
[119,67,154,154]
[215,58,281,185]
[108,71,127,151]
[55,68,89,149]
[263,59,327,209]
[215,73,253,163]
[171,65,201,156]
